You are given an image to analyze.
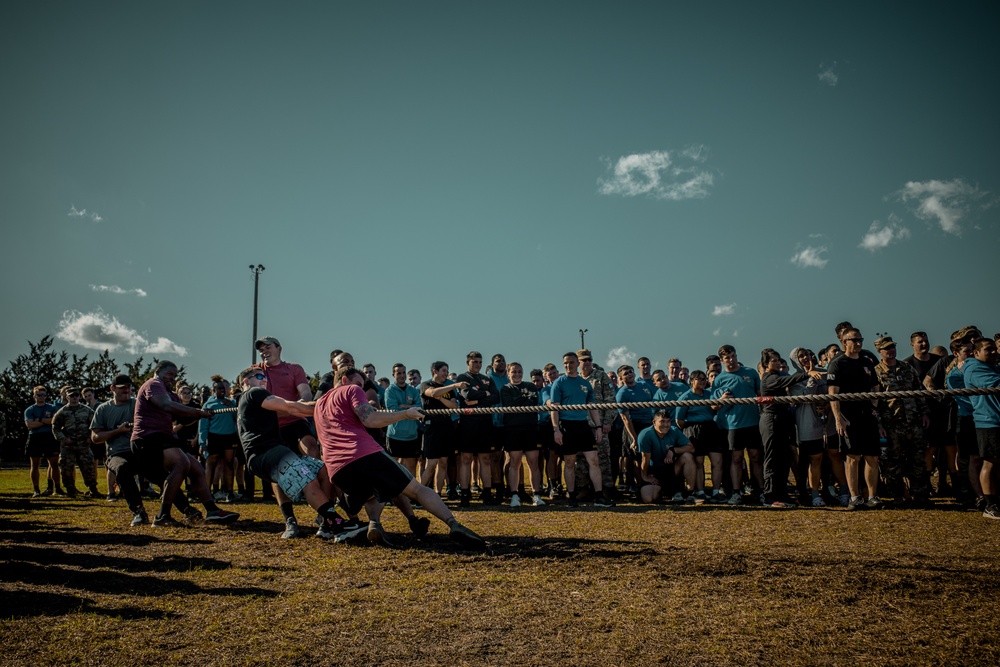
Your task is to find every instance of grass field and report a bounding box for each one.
[2,467,999,667]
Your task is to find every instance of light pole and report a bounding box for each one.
[250,264,265,365]
[579,328,588,349]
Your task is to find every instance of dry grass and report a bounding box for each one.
[1,468,999,666]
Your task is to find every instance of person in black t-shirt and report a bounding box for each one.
[419,362,466,495]
[455,351,501,507]
[500,363,545,507]
[827,327,884,510]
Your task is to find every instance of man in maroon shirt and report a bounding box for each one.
[131,361,240,527]
[255,336,318,458]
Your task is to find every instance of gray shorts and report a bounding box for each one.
[249,446,323,502]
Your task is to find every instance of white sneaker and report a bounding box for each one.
[510,495,521,508]
[532,494,546,507]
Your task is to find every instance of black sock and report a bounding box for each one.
[986,494,998,507]
[316,502,337,520]
[279,501,295,522]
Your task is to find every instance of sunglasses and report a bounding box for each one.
[252,373,266,380]
[844,337,863,343]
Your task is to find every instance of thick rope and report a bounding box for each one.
[210,386,999,416]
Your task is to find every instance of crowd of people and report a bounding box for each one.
[18,322,1000,547]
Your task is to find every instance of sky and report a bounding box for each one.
[2,1,998,385]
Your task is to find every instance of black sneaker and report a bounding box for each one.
[983,505,1000,520]
[333,519,369,544]
[449,521,487,551]
[281,518,300,539]
[459,491,471,508]
[846,497,867,511]
[408,516,431,537]
[593,495,616,508]
[183,507,204,525]
[866,496,885,510]
[40,488,54,497]
[567,497,579,508]
[131,510,149,526]
[205,509,240,524]
[976,496,988,512]
[447,487,459,501]
[152,514,184,528]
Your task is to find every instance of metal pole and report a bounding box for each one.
[250,264,265,365]
[579,328,587,349]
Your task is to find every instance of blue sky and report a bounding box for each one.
[2,1,997,384]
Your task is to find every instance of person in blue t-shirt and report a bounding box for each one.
[675,370,724,502]
[963,338,1000,519]
[710,345,763,505]
[946,337,984,506]
[549,352,615,507]
[385,363,424,476]
[636,410,696,504]
[24,385,63,497]
[616,364,655,493]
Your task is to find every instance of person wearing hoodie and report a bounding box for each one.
[759,351,825,507]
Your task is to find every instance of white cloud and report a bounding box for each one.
[90,284,148,298]
[68,205,103,222]
[818,61,838,86]
[897,178,984,235]
[712,327,722,337]
[55,310,188,357]
[598,146,715,201]
[712,303,736,316]
[732,329,740,338]
[859,215,911,251]
[606,346,637,369]
[790,245,829,268]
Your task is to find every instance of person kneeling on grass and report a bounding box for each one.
[314,366,486,550]
[237,367,368,541]
[637,410,697,504]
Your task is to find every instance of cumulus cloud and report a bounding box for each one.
[712,303,736,316]
[790,245,829,269]
[90,284,148,298]
[818,61,838,86]
[598,146,715,201]
[68,205,103,222]
[859,215,911,251]
[897,178,985,235]
[606,346,637,369]
[55,310,188,356]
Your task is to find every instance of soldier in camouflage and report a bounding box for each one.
[874,337,932,505]
[575,349,616,499]
[51,387,99,497]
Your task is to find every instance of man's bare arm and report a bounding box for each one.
[262,396,315,418]
[355,403,423,428]
[296,382,314,402]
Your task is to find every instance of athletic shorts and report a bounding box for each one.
[726,426,763,452]
[90,441,106,463]
[25,431,59,458]
[206,432,240,457]
[504,426,542,452]
[280,419,314,450]
[683,421,725,456]
[130,432,182,477]
[422,420,457,459]
[387,437,421,459]
[248,446,323,502]
[558,420,597,456]
[837,415,881,457]
[976,428,1000,461]
[797,438,826,457]
[333,450,413,515]
[458,417,497,454]
[955,416,977,458]
[537,423,555,453]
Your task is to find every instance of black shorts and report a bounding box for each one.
[838,413,881,457]
[976,428,1000,461]
[727,426,763,452]
[130,432,182,477]
[956,416,977,457]
[459,417,497,454]
[206,432,240,456]
[683,422,724,456]
[558,420,597,456]
[90,441,106,463]
[387,437,420,459]
[798,439,826,457]
[25,432,59,458]
[537,423,555,452]
[505,426,542,452]
[280,420,314,450]
[333,450,413,515]
[423,420,457,459]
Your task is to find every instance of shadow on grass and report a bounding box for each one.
[353,533,662,559]
[1,589,182,620]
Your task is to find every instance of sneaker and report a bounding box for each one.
[459,492,471,508]
[769,500,791,509]
[727,491,743,506]
[54,487,67,496]
[471,484,481,495]
[446,487,459,501]
[812,496,827,508]
[692,490,708,502]
[152,514,184,528]
[315,519,341,540]
[183,507,204,525]
[532,494,546,507]
[213,490,227,502]
[449,521,487,551]
[205,509,240,524]
[671,492,685,503]
[225,492,236,504]
[281,518,300,539]
[106,494,118,502]
[593,495,616,508]
[837,493,851,507]
[333,519,370,544]
[567,497,579,508]
[866,496,885,510]
[481,490,500,506]
[983,505,1000,520]
[976,496,988,512]
[408,516,431,537]
[367,521,392,547]
[549,487,561,500]
[31,491,41,498]
[131,510,149,526]
[846,497,867,511]
[510,494,521,508]
[66,487,79,498]
[40,488,53,497]
[708,492,727,505]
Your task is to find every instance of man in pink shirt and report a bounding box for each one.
[314,366,485,550]
[255,336,318,458]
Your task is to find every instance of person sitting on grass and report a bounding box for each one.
[637,410,697,504]
[313,366,486,550]
[237,367,367,542]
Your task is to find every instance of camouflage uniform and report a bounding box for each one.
[51,403,97,492]
[575,361,616,498]
[874,359,930,500]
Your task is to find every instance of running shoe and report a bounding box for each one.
[205,509,240,524]
[593,495,616,508]
[838,494,851,507]
[976,496,988,512]
[40,488,54,497]
[408,516,431,537]
[333,519,369,544]
[131,510,149,526]
[846,497,867,511]
[812,496,827,508]
[866,496,885,510]
[510,494,521,508]
[671,492,685,503]
[449,521,487,551]
[727,491,743,506]
[152,514,184,528]
[31,491,41,498]
[983,505,1000,520]
[707,492,727,504]
[567,497,579,508]
[281,518,300,539]
[692,490,709,502]
[106,493,118,502]
[367,521,393,547]
[532,494,546,507]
